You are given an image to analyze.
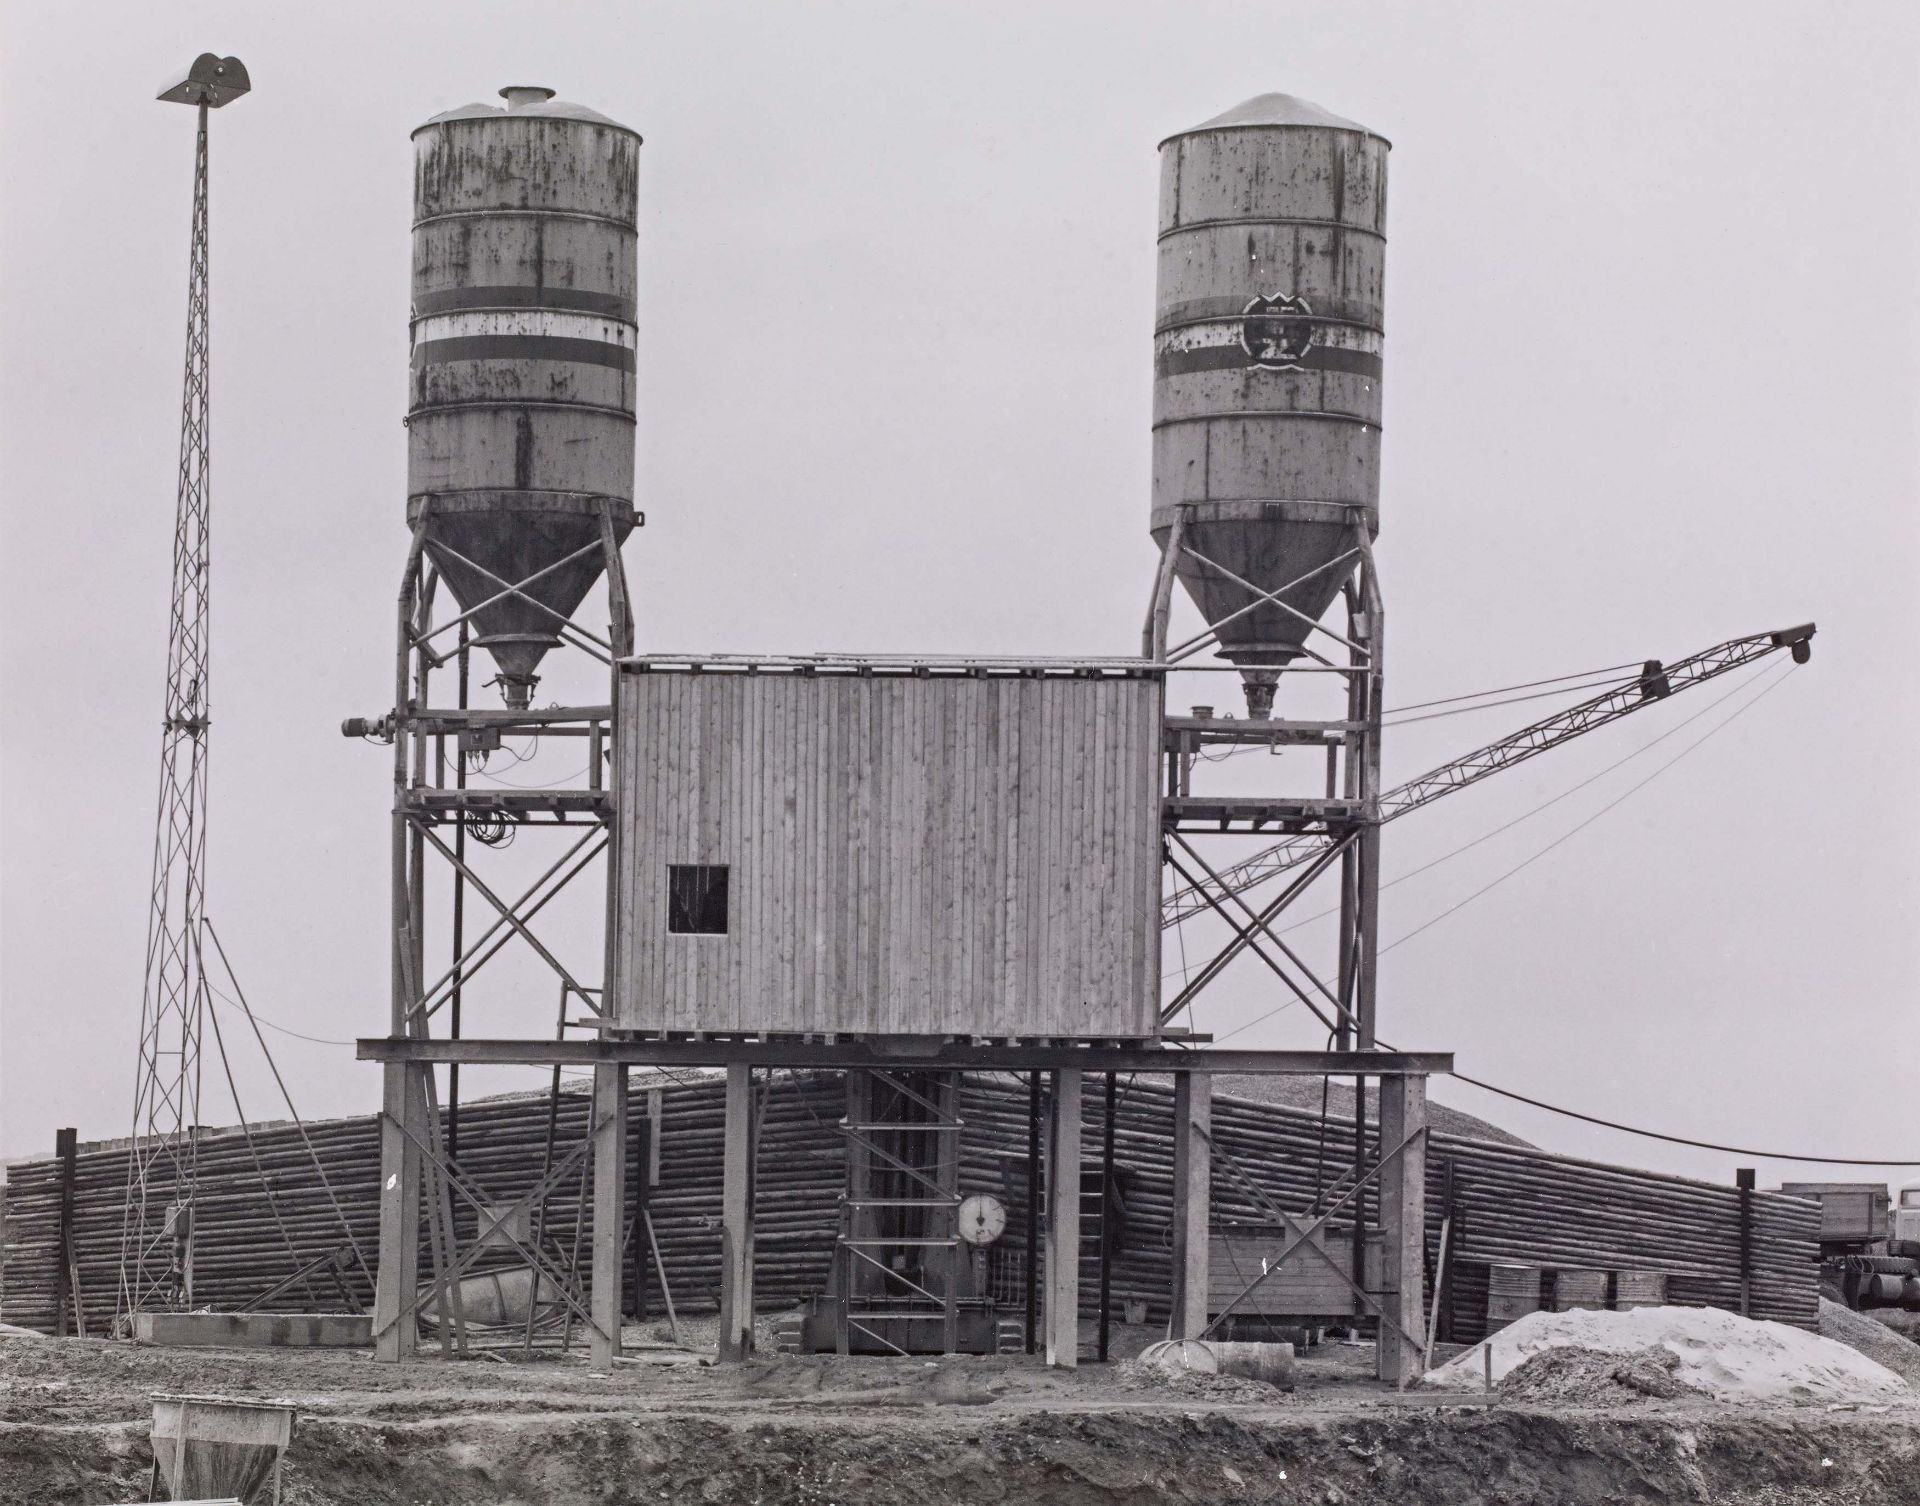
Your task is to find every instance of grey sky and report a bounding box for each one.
[2,1,1915,1183]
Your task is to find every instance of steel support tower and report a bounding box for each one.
[117,55,250,1323]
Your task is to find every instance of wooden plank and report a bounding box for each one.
[718,1062,754,1361]
[590,1062,628,1368]
[1376,1073,1427,1385]
[1046,1068,1083,1368]
[52,1128,76,1337]
[1170,1071,1211,1338]
[371,1062,421,1361]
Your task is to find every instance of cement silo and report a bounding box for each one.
[1151,94,1388,717]
[408,86,641,707]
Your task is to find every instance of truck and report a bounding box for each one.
[1780,1180,1920,1311]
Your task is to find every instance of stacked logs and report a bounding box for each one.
[953,1075,1816,1332]
[1,1070,1816,1336]
[0,1071,847,1332]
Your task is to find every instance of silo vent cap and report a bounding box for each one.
[501,86,558,110]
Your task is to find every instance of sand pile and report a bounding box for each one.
[1423,1305,1913,1405]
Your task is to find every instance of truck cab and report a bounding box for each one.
[1892,1179,1920,1259]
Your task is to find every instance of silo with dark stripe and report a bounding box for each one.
[1152,94,1388,716]
[408,86,640,707]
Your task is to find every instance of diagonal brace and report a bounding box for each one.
[417,825,596,1011]
[1162,851,1347,1035]
[1201,1123,1429,1352]
[409,830,607,1021]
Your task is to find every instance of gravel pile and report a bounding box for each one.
[1498,1344,1705,1405]
[1110,1355,1285,1403]
[1818,1298,1920,1390]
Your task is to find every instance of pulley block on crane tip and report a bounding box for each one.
[1770,623,1816,664]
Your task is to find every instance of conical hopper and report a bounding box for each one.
[1151,93,1390,716]
[1164,499,1366,663]
[415,499,635,705]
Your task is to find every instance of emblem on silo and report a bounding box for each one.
[1241,292,1316,370]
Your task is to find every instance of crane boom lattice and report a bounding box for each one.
[1162,624,1814,927]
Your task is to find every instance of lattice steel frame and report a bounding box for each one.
[118,96,219,1322]
[366,508,636,1363]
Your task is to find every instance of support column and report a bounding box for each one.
[1736,1167,1755,1318]
[718,1062,755,1362]
[1376,1072,1427,1386]
[1044,1068,1082,1368]
[372,1061,422,1361]
[1170,1071,1212,1339]
[1023,1071,1041,1354]
[53,1128,77,1337]
[590,1062,628,1369]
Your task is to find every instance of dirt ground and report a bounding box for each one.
[2,1320,1916,1506]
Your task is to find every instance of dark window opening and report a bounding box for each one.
[668,864,729,935]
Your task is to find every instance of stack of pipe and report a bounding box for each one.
[1,1070,1816,1337]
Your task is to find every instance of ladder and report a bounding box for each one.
[834,1070,963,1354]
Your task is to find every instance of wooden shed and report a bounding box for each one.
[608,657,1164,1038]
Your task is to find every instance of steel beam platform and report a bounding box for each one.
[357,1037,1450,1076]
[1162,717,1359,748]
[399,789,612,823]
[1161,794,1365,832]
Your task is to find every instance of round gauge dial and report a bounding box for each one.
[957,1193,1008,1246]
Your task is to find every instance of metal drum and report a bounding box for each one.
[1486,1262,1543,1328]
[1152,94,1389,715]
[409,86,640,706]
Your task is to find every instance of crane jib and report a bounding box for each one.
[1161,624,1815,927]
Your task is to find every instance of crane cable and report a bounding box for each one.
[1162,655,1787,978]
[1211,662,1918,1166]
[1378,662,1794,956]
[1383,660,1648,716]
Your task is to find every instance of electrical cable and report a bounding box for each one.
[1440,1073,1920,1166]
[205,979,354,1047]
[471,765,589,791]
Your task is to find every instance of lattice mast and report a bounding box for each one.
[118,55,250,1322]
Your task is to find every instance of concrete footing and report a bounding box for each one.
[134,1311,373,1348]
